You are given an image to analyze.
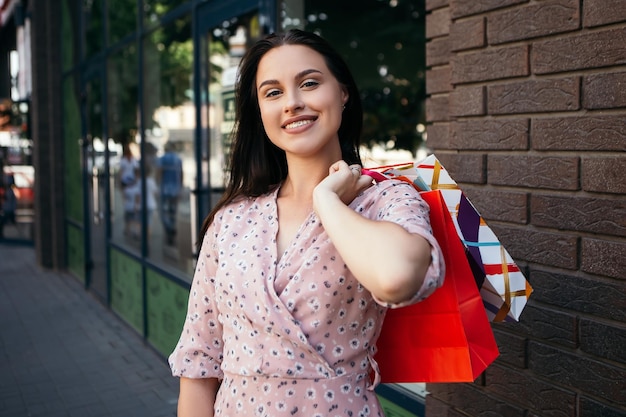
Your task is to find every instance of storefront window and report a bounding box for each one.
[84,0,104,59]
[143,0,186,25]
[108,44,139,248]
[108,0,138,45]
[142,15,195,275]
[281,0,427,163]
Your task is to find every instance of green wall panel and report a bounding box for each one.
[110,248,144,333]
[66,223,85,284]
[146,269,189,357]
[378,396,420,417]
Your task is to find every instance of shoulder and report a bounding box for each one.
[360,179,419,201]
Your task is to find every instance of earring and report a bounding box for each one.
[342,104,346,111]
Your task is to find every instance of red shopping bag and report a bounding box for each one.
[374,190,499,383]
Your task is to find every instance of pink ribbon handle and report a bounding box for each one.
[361,169,389,183]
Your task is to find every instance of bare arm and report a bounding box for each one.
[313,161,432,305]
[177,377,220,417]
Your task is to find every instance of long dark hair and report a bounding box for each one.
[198,29,364,249]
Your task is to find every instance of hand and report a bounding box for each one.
[314,160,373,207]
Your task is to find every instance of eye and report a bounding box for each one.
[263,88,282,98]
[301,79,319,89]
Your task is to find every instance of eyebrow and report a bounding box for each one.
[258,68,323,90]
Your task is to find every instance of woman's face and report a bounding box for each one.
[256,44,348,161]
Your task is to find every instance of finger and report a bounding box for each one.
[349,165,362,176]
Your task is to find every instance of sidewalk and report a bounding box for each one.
[0,244,179,417]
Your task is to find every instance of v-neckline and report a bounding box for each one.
[272,185,316,294]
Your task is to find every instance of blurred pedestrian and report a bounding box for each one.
[157,141,183,245]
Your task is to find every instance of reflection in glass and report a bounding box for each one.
[84,0,104,58]
[143,15,195,275]
[108,0,138,45]
[143,0,185,25]
[205,13,261,190]
[108,44,140,247]
[282,0,427,162]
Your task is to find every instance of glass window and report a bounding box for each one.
[108,0,138,45]
[143,0,186,25]
[142,15,194,275]
[282,0,427,164]
[108,44,140,249]
[84,0,104,59]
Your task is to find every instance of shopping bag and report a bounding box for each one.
[374,190,499,383]
[364,155,532,322]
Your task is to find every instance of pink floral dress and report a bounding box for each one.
[169,180,444,417]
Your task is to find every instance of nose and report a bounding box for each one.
[283,90,304,113]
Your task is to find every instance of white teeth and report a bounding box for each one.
[285,120,312,129]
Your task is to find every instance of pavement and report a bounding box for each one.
[0,243,179,417]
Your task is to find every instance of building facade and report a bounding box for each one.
[424,1,626,416]
[1,0,624,416]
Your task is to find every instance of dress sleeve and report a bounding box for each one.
[364,181,446,309]
[168,213,224,379]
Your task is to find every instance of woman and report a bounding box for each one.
[169,29,445,417]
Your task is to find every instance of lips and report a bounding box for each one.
[282,116,317,130]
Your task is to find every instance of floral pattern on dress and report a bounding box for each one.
[169,180,444,416]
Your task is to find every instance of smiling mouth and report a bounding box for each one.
[284,119,314,130]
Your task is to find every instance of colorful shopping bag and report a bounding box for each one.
[364,155,532,322]
[374,190,499,383]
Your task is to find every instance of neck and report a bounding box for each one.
[280,155,338,201]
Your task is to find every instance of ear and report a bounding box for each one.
[341,86,349,107]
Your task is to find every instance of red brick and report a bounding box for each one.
[492,329,527,368]
[581,156,626,194]
[428,382,525,416]
[580,397,626,417]
[426,37,451,67]
[506,305,578,348]
[530,269,626,321]
[583,0,626,27]
[426,0,449,12]
[532,195,626,237]
[426,95,450,122]
[488,0,579,45]
[449,85,485,116]
[488,77,580,115]
[450,0,528,19]
[494,226,578,269]
[486,364,577,415]
[425,122,452,149]
[426,66,452,94]
[532,116,626,151]
[580,319,626,365]
[533,28,626,74]
[583,71,626,110]
[488,155,579,190]
[581,238,626,280]
[424,394,450,417]
[436,153,486,184]
[452,45,528,84]
[529,342,626,404]
[450,16,485,51]
[462,187,528,223]
[450,119,528,150]
[426,8,451,39]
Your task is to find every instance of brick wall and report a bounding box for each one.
[424,1,626,416]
